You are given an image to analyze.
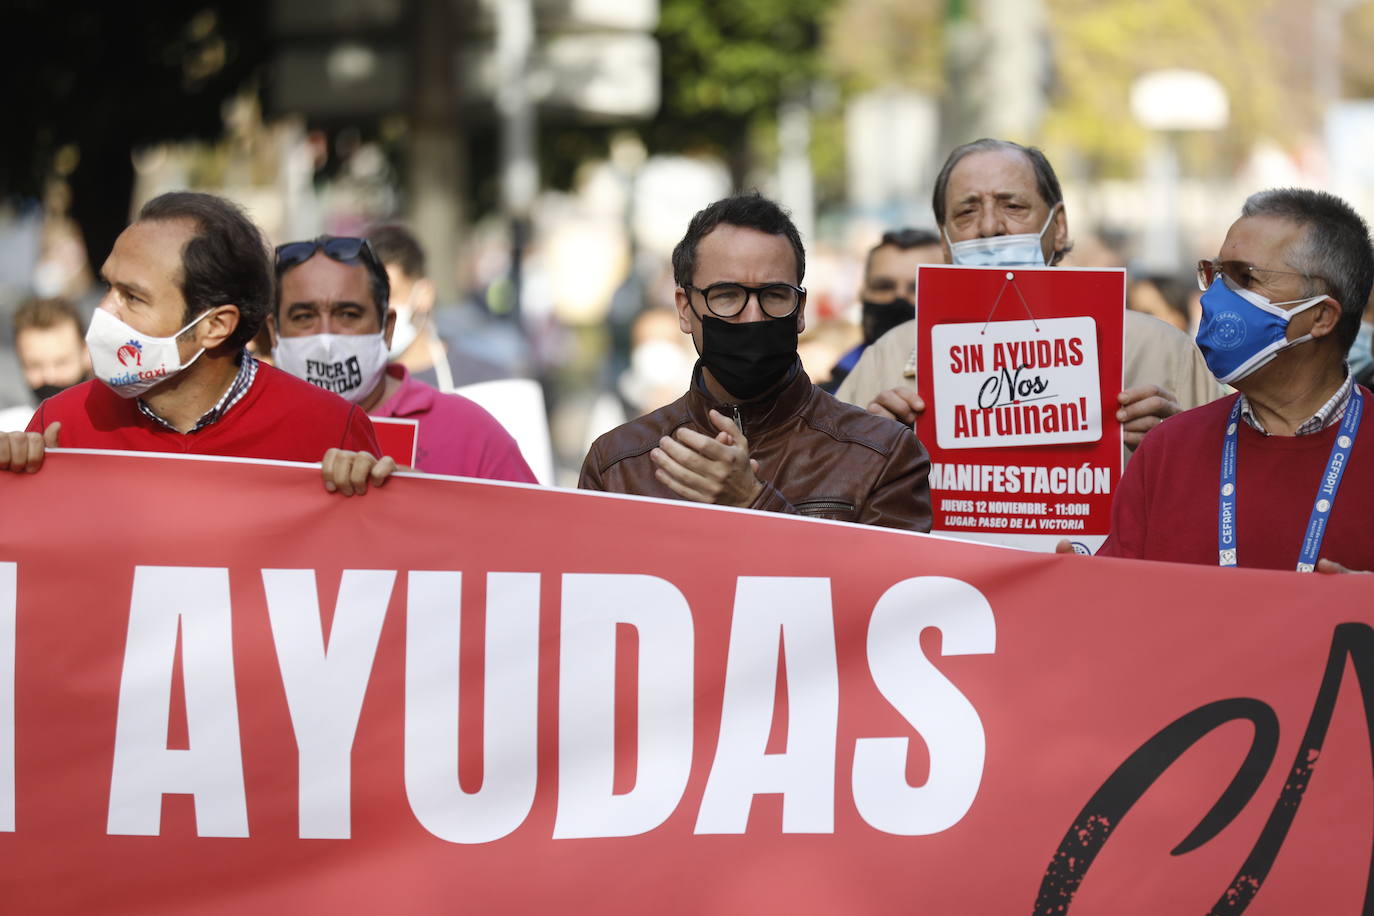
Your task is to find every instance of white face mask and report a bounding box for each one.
[388,292,422,359]
[945,204,1060,267]
[86,307,212,399]
[273,333,389,404]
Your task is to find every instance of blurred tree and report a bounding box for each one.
[816,0,1356,195]
[815,0,944,207]
[643,0,838,188]
[822,0,945,94]
[1042,0,1304,178]
[1340,1,1374,98]
[2,1,269,274]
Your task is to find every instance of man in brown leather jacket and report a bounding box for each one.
[579,194,932,531]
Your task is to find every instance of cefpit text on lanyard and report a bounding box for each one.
[1217,386,1363,571]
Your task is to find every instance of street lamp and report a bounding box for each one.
[1129,69,1229,272]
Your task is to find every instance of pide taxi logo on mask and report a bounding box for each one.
[306,357,363,394]
[105,347,170,388]
[116,340,143,367]
[105,368,169,387]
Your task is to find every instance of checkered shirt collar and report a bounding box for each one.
[136,354,258,434]
[1237,366,1353,436]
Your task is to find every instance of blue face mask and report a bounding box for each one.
[1196,277,1327,385]
[1347,320,1374,381]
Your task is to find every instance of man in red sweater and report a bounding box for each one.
[1086,188,1374,572]
[0,191,393,495]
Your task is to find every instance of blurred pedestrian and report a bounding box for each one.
[822,228,941,393]
[1348,290,1374,387]
[1128,274,1191,332]
[368,224,512,390]
[0,296,91,430]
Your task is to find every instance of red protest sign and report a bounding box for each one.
[916,265,1125,551]
[0,450,1369,914]
[370,417,419,467]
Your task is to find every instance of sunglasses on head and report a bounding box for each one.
[274,236,381,274]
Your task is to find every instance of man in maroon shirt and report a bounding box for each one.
[1071,188,1374,573]
[0,191,394,496]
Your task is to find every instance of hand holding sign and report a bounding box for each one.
[1116,384,1181,448]
[866,377,1176,450]
[0,422,60,474]
[866,386,926,426]
[652,409,764,508]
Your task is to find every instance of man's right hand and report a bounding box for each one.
[321,448,397,496]
[651,409,763,508]
[866,387,925,426]
[0,422,60,473]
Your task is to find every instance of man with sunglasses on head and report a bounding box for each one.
[0,192,392,496]
[580,193,932,531]
[272,235,535,482]
[1079,188,1374,572]
[837,138,1224,463]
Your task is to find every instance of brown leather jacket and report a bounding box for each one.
[580,364,932,531]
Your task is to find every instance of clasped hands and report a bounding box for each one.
[651,409,763,508]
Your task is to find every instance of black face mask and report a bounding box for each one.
[698,313,798,401]
[30,383,68,402]
[861,297,915,346]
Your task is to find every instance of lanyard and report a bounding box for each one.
[1217,386,1363,571]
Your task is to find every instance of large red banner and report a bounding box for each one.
[0,450,1370,914]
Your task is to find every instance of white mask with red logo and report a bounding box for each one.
[86,307,212,399]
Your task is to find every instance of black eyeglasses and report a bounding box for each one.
[684,282,806,319]
[275,236,383,276]
[1196,258,1326,293]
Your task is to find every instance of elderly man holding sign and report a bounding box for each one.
[837,138,1222,456]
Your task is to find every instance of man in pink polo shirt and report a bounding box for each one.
[271,235,536,483]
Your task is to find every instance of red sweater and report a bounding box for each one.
[28,362,380,463]
[1097,388,1374,570]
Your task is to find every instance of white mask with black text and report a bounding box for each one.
[273,333,389,404]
